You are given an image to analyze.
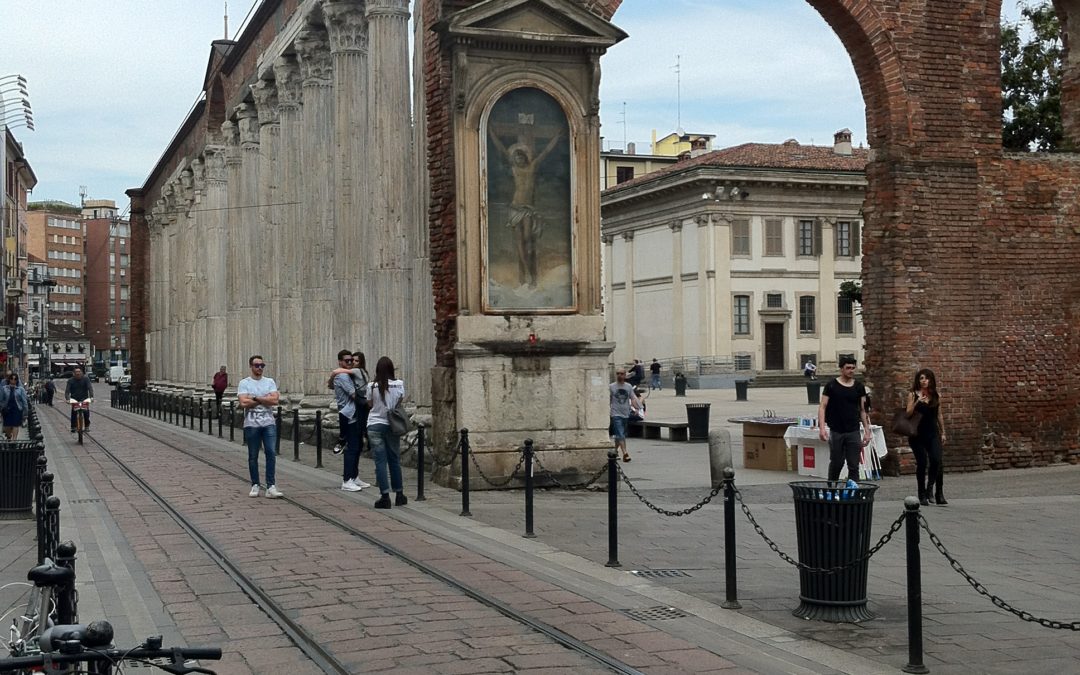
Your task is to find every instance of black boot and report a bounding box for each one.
[395,492,408,506]
[935,489,948,506]
[919,492,929,507]
[374,494,392,509]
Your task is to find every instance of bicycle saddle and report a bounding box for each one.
[27,558,75,587]
[41,620,114,651]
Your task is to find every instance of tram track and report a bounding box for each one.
[48,403,647,675]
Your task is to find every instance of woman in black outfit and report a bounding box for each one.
[906,368,948,506]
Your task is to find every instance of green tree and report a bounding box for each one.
[1001,1,1067,151]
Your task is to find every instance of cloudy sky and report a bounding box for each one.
[2,0,1027,209]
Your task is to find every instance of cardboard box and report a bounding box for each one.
[743,435,791,471]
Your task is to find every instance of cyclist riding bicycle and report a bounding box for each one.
[64,367,94,433]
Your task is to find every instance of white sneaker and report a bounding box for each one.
[332,443,344,455]
[355,479,372,489]
[266,485,283,498]
[341,479,362,492]
[248,485,260,498]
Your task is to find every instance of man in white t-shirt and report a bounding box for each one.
[237,355,282,498]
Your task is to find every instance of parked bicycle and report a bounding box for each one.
[2,558,75,668]
[69,399,91,445]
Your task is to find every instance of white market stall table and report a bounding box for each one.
[784,425,888,480]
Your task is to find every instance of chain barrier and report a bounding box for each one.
[733,486,905,574]
[467,444,526,488]
[919,514,1080,631]
[421,434,461,469]
[618,465,723,516]
[531,451,608,491]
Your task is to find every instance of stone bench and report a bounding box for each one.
[629,420,690,442]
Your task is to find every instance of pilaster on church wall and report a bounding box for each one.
[274,54,304,395]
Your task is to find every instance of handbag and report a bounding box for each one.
[891,409,922,437]
[388,396,410,436]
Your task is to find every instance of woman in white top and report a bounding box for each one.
[366,356,406,509]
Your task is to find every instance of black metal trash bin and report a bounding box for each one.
[0,441,44,520]
[735,379,749,401]
[806,381,821,404]
[789,480,878,622]
[674,373,687,397]
[685,403,711,441]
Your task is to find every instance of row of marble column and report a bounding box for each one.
[145,0,431,403]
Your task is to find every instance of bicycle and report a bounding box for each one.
[0,622,221,674]
[69,399,91,445]
[2,558,75,667]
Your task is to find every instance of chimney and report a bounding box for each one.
[833,128,853,156]
[627,142,636,155]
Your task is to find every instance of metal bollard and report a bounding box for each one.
[902,497,929,674]
[199,399,204,433]
[36,472,54,564]
[292,408,300,461]
[722,467,741,609]
[54,541,78,624]
[416,426,426,502]
[42,495,61,564]
[229,401,236,442]
[459,429,472,517]
[190,397,196,430]
[605,448,620,567]
[218,401,223,438]
[180,396,186,427]
[207,400,214,436]
[275,406,282,443]
[523,439,535,538]
[315,410,323,468]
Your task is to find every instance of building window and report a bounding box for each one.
[837,296,855,335]
[765,293,783,309]
[615,166,635,184]
[798,219,821,256]
[734,354,752,371]
[731,219,751,256]
[799,295,816,334]
[764,218,783,256]
[836,221,860,257]
[734,295,751,335]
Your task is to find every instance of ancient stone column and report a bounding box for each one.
[273,55,303,396]
[222,120,243,377]
[203,146,229,379]
[295,25,336,395]
[236,102,261,363]
[190,158,209,387]
[251,79,281,389]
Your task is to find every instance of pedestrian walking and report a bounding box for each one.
[649,358,662,390]
[609,367,642,463]
[907,368,948,506]
[237,355,282,498]
[64,368,94,432]
[816,356,871,481]
[0,373,28,439]
[43,379,55,406]
[330,349,371,492]
[365,356,406,509]
[212,365,228,406]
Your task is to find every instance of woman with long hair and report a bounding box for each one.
[0,373,28,439]
[365,356,406,509]
[906,368,948,506]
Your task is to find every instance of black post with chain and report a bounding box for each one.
[416,426,426,501]
[606,448,620,568]
[460,429,472,517]
[293,408,300,461]
[722,467,741,609]
[218,400,223,438]
[199,398,204,433]
[315,410,323,468]
[229,401,236,441]
[902,497,929,674]
[523,439,535,539]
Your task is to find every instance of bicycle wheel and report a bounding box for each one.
[77,410,84,445]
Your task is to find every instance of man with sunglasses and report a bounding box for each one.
[238,355,282,498]
[332,349,367,492]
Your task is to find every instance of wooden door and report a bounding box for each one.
[764,323,785,371]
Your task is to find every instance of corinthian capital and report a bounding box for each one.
[235,103,260,147]
[203,145,227,182]
[273,55,303,109]
[322,1,368,54]
[295,27,333,85]
[366,0,409,20]
[250,79,280,126]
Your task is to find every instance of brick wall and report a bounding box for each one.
[426,0,1080,469]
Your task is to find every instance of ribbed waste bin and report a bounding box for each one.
[674,373,687,397]
[806,381,821,404]
[735,379,749,401]
[0,441,44,520]
[789,480,878,622]
[685,403,711,441]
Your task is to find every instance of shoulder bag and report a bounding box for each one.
[891,408,921,437]
[388,394,410,436]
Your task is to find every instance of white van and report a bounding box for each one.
[107,365,125,385]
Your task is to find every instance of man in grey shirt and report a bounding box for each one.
[610,367,642,462]
[333,349,368,492]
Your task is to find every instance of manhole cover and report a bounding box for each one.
[620,606,689,621]
[630,569,691,579]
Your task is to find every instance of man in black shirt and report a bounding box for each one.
[817,356,871,481]
[64,367,95,432]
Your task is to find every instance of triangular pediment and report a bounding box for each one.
[445,0,627,48]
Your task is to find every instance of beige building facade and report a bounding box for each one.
[601,132,867,376]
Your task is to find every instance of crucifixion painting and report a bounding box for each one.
[485,87,573,310]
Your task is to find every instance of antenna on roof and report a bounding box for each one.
[224,1,229,39]
[79,186,87,207]
[620,102,627,152]
[672,55,682,132]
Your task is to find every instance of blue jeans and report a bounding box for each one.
[609,416,627,440]
[244,425,277,487]
[339,413,360,482]
[650,374,661,389]
[368,423,402,495]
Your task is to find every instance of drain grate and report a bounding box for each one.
[630,569,692,579]
[68,498,103,505]
[620,606,689,621]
